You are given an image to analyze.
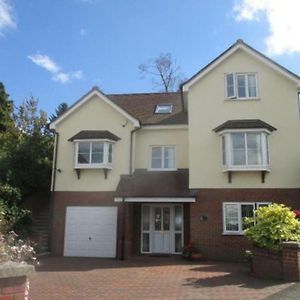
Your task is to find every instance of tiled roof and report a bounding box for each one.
[68,130,120,141]
[115,169,195,197]
[213,119,277,132]
[107,92,187,125]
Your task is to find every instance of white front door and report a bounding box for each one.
[141,204,184,254]
[153,206,171,253]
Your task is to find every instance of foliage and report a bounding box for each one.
[0,184,32,236]
[1,96,54,195]
[0,231,37,264]
[244,204,300,252]
[182,242,198,259]
[294,210,300,219]
[49,102,68,122]
[0,82,14,132]
[139,53,184,92]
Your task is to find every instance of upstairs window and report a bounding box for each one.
[226,73,258,99]
[150,146,175,170]
[75,141,113,169]
[155,104,173,114]
[223,202,271,234]
[222,131,269,171]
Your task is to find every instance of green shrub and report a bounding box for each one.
[244,203,300,252]
[0,184,31,236]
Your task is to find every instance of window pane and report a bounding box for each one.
[155,104,172,114]
[78,143,90,164]
[247,133,262,165]
[163,207,170,231]
[237,74,246,98]
[241,204,254,230]
[92,142,103,152]
[164,147,175,169]
[225,204,239,231]
[142,206,150,231]
[154,208,162,231]
[142,233,150,252]
[231,133,246,165]
[226,74,235,97]
[248,74,257,97]
[222,136,226,165]
[151,147,162,168]
[175,233,182,253]
[108,144,113,163]
[78,153,89,164]
[174,206,182,231]
[91,153,103,163]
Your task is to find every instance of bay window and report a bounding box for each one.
[74,140,113,169]
[221,131,269,171]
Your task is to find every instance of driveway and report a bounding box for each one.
[29,256,296,300]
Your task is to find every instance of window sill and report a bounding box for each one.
[222,232,244,236]
[223,166,270,172]
[74,164,112,169]
[148,168,178,172]
[225,97,260,102]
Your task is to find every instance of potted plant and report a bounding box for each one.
[182,242,202,260]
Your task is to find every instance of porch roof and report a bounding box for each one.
[115,169,196,198]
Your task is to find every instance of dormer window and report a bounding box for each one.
[225,73,258,99]
[155,103,173,114]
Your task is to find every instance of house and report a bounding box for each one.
[49,39,300,260]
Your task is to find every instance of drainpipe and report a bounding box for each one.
[180,85,185,112]
[129,126,140,175]
[121,197,126,260]
[49,130,59,253]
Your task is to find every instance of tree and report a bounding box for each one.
[139,53,184,92]
[49,102,68,122]
[0,82,14,132]
[4,97,53,195]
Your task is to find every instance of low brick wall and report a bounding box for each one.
[252,248,283,280]
[0,263,34,300]
[282,242,300,281]
[252,242,300,281]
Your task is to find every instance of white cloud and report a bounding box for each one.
[28,54,61,73]
[0,0,16,35]
[28,53,83,84]
[79,28,87,36]
[233,0,300,55]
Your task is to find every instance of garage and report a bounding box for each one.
[64,206,118,258]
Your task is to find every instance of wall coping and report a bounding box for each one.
[281,241,300,249]
[0,261,34,279]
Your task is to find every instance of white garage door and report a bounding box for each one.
[64,206,117,258]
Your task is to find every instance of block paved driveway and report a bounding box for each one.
[29,256,296,300]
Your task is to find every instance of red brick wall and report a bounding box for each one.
[282,242,300,281]
[0,276,28,300]
[190,189,300,260]
[50,191,119,256]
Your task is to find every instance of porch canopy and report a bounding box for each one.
[114,169,196,202]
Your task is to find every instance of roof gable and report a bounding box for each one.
[49,87,140,129]
[182,39,300,92]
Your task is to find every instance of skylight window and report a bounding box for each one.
[155,104,173,114]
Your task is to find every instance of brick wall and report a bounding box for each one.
[190,189,300,260]
[0,276,28,300]
[282,242,300,281]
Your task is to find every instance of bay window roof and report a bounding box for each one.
[68,130,120,142]
[213,119,276,133]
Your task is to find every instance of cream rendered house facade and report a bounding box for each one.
[50,40,300,260]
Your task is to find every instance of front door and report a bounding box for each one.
[153,206,171,253]
[141,204,184,254]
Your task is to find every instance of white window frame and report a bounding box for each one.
[74,139,114,169]
[149,145,176,171]
[221,129,270,172]
[223,202,271,235]
[225,72,258,100]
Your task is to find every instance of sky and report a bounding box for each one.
[1,0,300,115]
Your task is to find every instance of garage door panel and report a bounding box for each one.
[64,206,117,258]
